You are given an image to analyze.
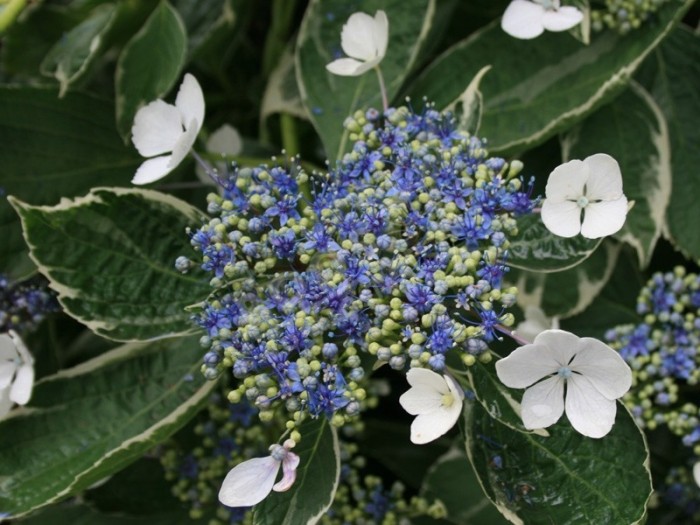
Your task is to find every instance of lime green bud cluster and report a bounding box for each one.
[591,0,671,34]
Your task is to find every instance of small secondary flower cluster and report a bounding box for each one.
[591,0,674,33]
[0,274,58,333]
[605,267,700,449]
[181,103,535,430]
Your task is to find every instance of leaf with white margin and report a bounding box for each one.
[115,1,187,139]
[296,0,436,161]
[420,446,509,525]
[39,4,118,96]
[637,26,700,260]
[511,240,621,319]
[253,418,340,525]
[0,335,216,519]
[507,213,603,272]
[445,64,491,135]
[464,397,651,525]
[261,46,310,122]
[9,187,210,342]
[406,0,693,155]
[561,82,670,267]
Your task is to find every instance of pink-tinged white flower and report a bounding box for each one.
[131,73,205,185]
[496,329,632,438]
[0,330,34,418]
[541,153,628,239]
[501,0,583,40]
[399,368,464,444]
[326,11,388,77]
[218,439,299,507]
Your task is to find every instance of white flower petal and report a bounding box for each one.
[399,385,443,415]
[582,153,624,201]
[10,363,33,405]
[272,451,300,492]
[541,199,582,237]
[496,343,562,389]
[580,197,628,238]
[406,367,449,391]
[545,159,588,202]
[0,334,17,361]
[131,100,184,157]
[10,331,33,366]
[0,388,11,419]
[341,12,381,61]
[326,57,375,77]
[409,397,462,444]
[372,10,389,60]
[565,374,617,438]
[175,73,205,135]
[131,156,174,185]
[445,374,465,401]
[207,124,243,156]
[0,362,16,390]
[168,119,199,170]
[521,375,565,430]
[693,462,700,488]
[541,6,583,31]
[218,456,280,507]
[501,0,546,39]
[570,338,632,399]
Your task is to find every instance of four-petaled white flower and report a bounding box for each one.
[399,368,464,444]
[501,0,583,40]
[0,330,34,418]
[496,329,632,438]
[541,153,628,239]
[218,438,299,507]
[131,73,205,185]
[326,10,389,76]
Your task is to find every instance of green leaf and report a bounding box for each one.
[407,0,693,155]
[295,0,436,161]
[637,26,700,260]
[10,188,210,342]
[262,46,309,122]
[511,240,621,318]
[20,504,207,525]
[172,0,236,60]
[507,214,603,272]
[0,87,141,280]
[421,447,509,525]
[39,4,118,96]
[115,0,187,139]
[446,64,492,135]
[465,399,651,524]
[253,418,340,525]
[560,82,671,267]
[0,335,216,518]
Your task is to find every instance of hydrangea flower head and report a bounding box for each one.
[496,329,632,438]
[0,330,34,418]
[502,0,584,39]
[399,368,464,444]
[326,11,388,76]
[218,438,299,507]
[131,73,205,185]
[541,153,628,239]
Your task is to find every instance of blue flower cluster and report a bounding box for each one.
[606,267,700,449]
[0,274,58,333]
[183,103,534,428]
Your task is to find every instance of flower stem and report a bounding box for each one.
[191,150,224,186]
[374,66,389,112]
[280,113,300,156]
[495,323,531,347]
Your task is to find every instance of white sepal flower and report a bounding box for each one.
[399,368,464,444]
[0,330,34,418]
[131,73,205,185]
[326,10,388,77]
[541,153,628,239]
[502,0,583,40]
[495,329,632,438]
[218,439,299,508]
